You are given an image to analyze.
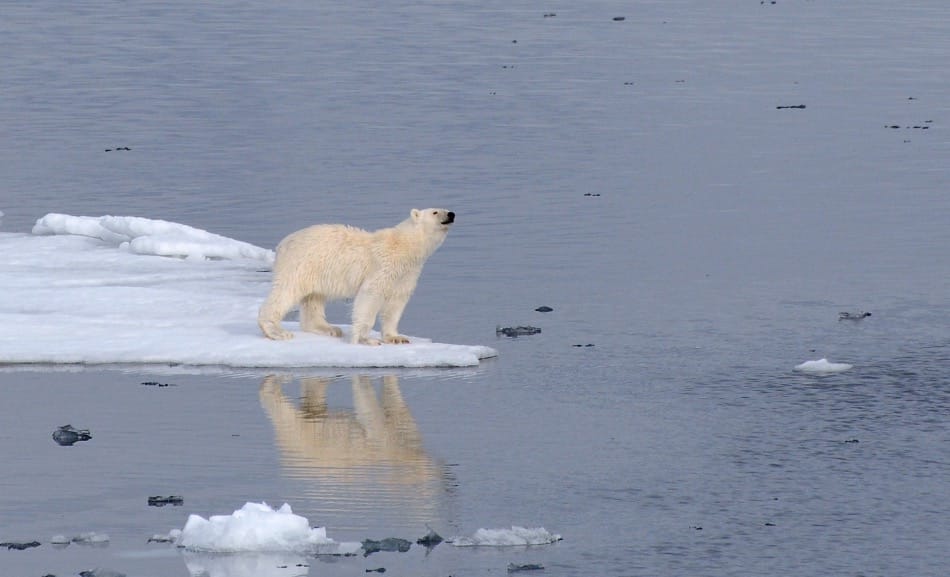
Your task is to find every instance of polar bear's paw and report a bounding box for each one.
[264,328,295,341]
[383,334,411,345]
[302,324,343,338]
[356,336,382,346]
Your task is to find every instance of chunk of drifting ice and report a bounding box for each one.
[449,526,562,547]
[177,502,360,555]
[794,358,853,374]
[73,531,110,545]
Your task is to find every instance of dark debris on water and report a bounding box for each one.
[1,541,41,550]
[496,326,542,337]
[52,425,92,446]
[148,495,184,507]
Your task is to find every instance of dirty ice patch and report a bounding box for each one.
[0,217,497,369]
[33,213,275,262]
[794,358,854,374]
[177,502,361,555]
[449,526,562,547]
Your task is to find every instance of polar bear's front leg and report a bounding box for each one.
[380,297,411,344]
[350,289,383,345]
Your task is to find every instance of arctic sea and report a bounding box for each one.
[1,1,948,576]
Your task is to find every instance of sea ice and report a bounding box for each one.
[0,213,497,369]
[794,358,854,374]
[449,526,562,547]
[32,213,275,262]
[177,502,361,555]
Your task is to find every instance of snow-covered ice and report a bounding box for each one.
[0,213,497,369]
[449,526,562,547]
[177,502,361,555]
[794,358,854,374]
[33,213,275,262]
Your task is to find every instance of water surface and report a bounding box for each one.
[1,1,948,576]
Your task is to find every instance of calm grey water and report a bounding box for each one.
[2,1,948,576]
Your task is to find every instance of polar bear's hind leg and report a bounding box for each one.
[300,294,344,338]
[258,288,297,341]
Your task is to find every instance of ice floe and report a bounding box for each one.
[0,212,497,369]
[794,358,854,374]
[177,502,361,555]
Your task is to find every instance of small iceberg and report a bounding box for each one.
[177,502,360,555]
[449,526,562,547]
[794,358,853,374]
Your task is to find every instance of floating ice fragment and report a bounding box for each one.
[361,537,412,556]
[79,569,125,577]
[177,502,360,555]
[794,358,853,374]
[73,531,110,545]
[838,311,871,321]
[416,527,443,548]
[449,526,562,547]
[508,563,545,572]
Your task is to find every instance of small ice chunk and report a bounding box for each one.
[177,502,359,554]
[794,358,853,374]
[73,531,110,545]
[449,526,562,547]
[51,534,70,545]
[147,529,181,544]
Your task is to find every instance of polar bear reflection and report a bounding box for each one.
[259,374,448,528]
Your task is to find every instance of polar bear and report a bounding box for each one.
[258,208,455,345]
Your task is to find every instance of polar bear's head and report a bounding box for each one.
[411,208,455,231]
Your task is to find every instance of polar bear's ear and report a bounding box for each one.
[411,209,421,221]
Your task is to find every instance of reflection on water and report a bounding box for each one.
[260,374,450,532]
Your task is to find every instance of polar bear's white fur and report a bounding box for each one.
[258,208,455,345]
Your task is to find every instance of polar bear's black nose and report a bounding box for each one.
[444,211,455,224]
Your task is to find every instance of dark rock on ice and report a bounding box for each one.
[534,306,554,313]
[496,326,542,337]
[776,104,806,109]
[416,528,443,548]
[366,569,387,574]
[52,425,92,446]
[508,563,545,572]
[1,540,41,550]
[838,311,871,321]
[362,537,412,556]
[612,16,626,21]
[148,495,184,507]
